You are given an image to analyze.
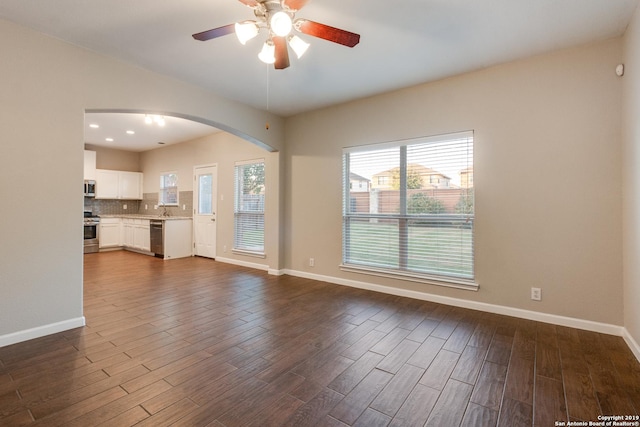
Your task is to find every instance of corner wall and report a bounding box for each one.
[285,38,624,327]
[623,3,640,355]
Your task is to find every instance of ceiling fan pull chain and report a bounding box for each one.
[265,65,270,130]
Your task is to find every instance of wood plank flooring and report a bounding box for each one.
[1,250,639,426]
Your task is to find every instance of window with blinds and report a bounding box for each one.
[342,131,475,288]
[159,172,178,206]
[234,160,265,255]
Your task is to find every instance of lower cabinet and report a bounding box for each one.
[163,219,193,259]
[100,218,150,252]
[99,218,121,248]
[98,217,191,259]
[121,219,150,252]
[133,220,150,252]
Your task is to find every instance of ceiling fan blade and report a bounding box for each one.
[238,0,260,7]
[283,0,310,12]
[295,19,360,48]
[192,24,235,41]
[273,36,290,69]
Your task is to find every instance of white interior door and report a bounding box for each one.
[193,165,217,258]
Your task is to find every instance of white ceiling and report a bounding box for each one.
[84,113,219,152]
[1,0,638,149]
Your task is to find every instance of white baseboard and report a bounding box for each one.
[215,256,269,272]
[0,317,86,348]
[284,269,625,338]
[623,328,640,362]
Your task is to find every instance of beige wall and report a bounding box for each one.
[139,132,281,270]
[623,4,640,348]
[0,18,283,344]
[285,38,624,325]
[85,144,140,172]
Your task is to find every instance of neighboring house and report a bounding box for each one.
[460,167,474,188]
[370,164,452,190]
[349,172,370,192]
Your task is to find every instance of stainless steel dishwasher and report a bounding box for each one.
[150,220,164,258]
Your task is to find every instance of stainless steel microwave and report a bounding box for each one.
[84,180,96,197]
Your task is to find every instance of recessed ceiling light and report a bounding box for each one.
[126,130,135,135]
[89,124,99,129]
[106,138,114,142]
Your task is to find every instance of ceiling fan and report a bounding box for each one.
[192,0,361,70]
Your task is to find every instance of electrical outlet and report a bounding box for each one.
[309,258,315,267]
[183,204,186,210]
[531,287,542,301]
[223,245,227,253]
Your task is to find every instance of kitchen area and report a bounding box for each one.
[80,111,275,271]
[83,148,194,260]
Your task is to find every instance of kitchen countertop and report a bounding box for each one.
[99,214,192,221]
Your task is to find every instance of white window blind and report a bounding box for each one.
[234,160,265,254]
[159,172,178,206]
[342,131,475,286]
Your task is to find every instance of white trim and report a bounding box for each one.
[283,268,625,337]
[268,268,286,276]
[623,328,640,363]
[340,264,478,291]
[0,317,86,348]
[231,249,266,259]
[215,256,269,272]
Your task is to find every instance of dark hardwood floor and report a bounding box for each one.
[1,251,639,426]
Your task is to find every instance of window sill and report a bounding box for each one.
[232,249,266,259]
[339,264,479,291]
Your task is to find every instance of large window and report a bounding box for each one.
[342,131,475,288]
[234,160,265,255]
[159,172,178,206]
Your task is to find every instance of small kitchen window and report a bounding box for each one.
[159,172,179,206]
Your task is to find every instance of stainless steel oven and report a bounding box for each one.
[84,212,100,253]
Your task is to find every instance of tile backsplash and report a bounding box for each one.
[84,191,193,217]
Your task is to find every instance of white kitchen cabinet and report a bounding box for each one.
[121,218,150,252]
[163,219,193,259]
[99,218,121,248]
[95,169,143,200]
[121,219,135,248]
[95,169,120,199]
[84,150,96,180]
[119,171,143,200]
[133,219,150,252]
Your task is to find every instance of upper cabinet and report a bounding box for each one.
[95,169,143,200]
[119,171,143,200]
[84,150,96,180]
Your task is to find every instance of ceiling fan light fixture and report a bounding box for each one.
[258,40,276,64]
[270,11,292,37]
[288,35,309,58]
[235,21,259,45]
